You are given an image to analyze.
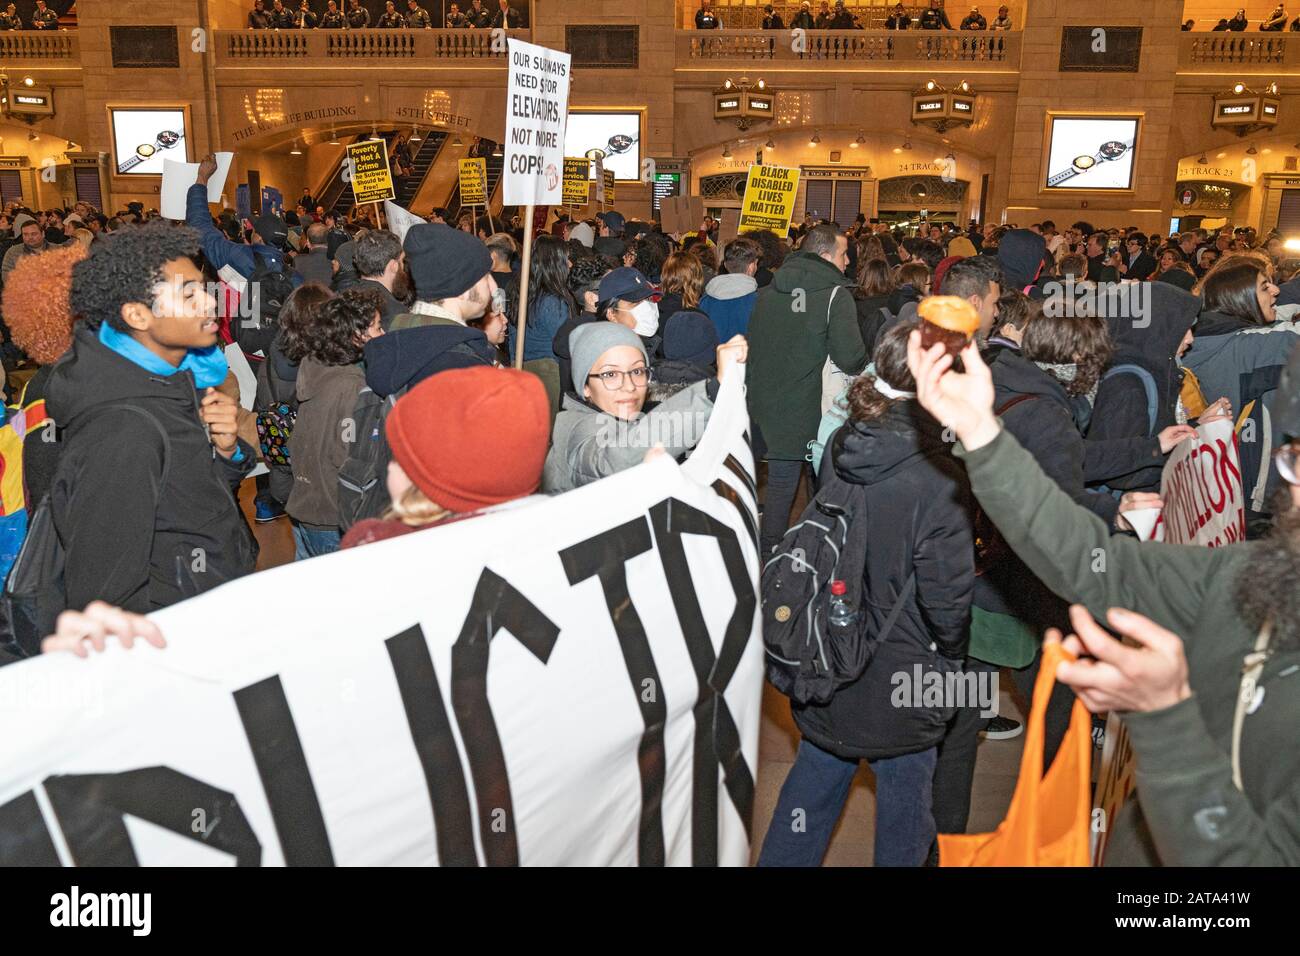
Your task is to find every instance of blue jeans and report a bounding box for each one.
[758,738,938,867]
[292,523,341,561]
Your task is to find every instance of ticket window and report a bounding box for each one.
[803,179,863,228]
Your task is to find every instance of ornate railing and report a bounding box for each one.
[680,29,1018,64]
[0,31,77,60]
[217,28,527,62]
[1182,33,1288,65]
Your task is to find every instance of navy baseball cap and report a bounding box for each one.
[596,210,626,235]
[597,267,658,305]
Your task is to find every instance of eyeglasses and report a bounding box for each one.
[1275,440,1300,486]
[588,367,653,390]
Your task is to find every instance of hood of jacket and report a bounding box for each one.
[997,229,1049,291]
[363,323,496,397]
[1194,308,1261,339]
[1101,281,1199,370]
[772,251,852,296]
[831,400,950,487]
[702,272,758,301]
[989,346,1071,410]
[46,325,213,429]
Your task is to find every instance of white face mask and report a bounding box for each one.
[630,299,659,337]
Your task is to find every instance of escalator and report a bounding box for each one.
[315,132,394,218]
[391,131,449,213]
[444,139,504,224]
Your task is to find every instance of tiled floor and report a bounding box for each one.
[244,484,1029,867]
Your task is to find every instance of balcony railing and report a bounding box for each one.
[0,31,77,61]
[217,28,528,63]
[679,29,1019,65]
[1180,32,1291,68]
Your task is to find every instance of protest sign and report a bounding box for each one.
[594,155,606,205]
[603,169,616,205]
[717,208,740,249]
[0,372,762,867]
[1090,416,1244,864]
[160,152,233,220]
[562,157,590,207]
[458,158,487,206]
[345,140,395,206]
[503,39,571,207]
[383,201,426,243]
[738,164,800,235]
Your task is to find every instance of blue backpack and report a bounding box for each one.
[1101,363,1158,437]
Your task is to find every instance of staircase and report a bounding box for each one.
[315,131,398,218]
[391,131,448,213]
[445,139,505,224]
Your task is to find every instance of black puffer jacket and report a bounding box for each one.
[792,400,974,761]
[363,323,499,398]
[1087,281,1199,492]
[977,348,1118,627]
[45,325,256,613]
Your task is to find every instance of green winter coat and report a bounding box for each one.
[746,251,867,461]
[957,427,1300,866]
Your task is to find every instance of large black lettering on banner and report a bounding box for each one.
[650,498,756,866]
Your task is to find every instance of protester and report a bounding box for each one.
[352,230,408,329]
[650,309,719,401]
[698,236,762,340]
[3,217,49,280]
[50,222,255,614]
[908,329,1300,865]
[760,321,973,867]
[505,234,576,362]
[594,266,663,358]
[282,288,385,558]
[391,222,495,330]
[748,224,868,555]
[658,251,704,324]
[853,256,896,355]
[543,323,746,492]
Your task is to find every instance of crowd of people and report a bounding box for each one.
[701,0,1013,31]
[0,144,1295,869]
[246,0,525,28]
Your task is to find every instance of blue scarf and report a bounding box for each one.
[98,323,229,389]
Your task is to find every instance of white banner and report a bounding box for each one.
[503,39,571,207]
[382,201,426,243]
[0,375,762,866]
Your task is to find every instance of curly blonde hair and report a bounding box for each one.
[2,241,87,364]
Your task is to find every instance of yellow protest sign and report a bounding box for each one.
[458,158,487,206]
[346,140,395,206]
[738,164,800,235]
[562,157,590,207]
[602,169,616,205]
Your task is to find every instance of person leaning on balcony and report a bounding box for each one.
[1228,8,1248,31]
[490,0,522,28]
[377,1,405,26]
[295,0,319,29]
[465,0,491,26]
[319,0,345,27]
[248,0,272,28]
[791,1,815,29]
[829,1,860,29]
[347,1,370,26]
[813,1,833,28]
[960,6,986,29]
[990,4,1010,29]
[885,2,911,29]
[762,4,784,29]
[695,0,720,29]
[0,3,20,29]
[1262,4,1288,31]
[405,0,433,27]
[446,3,467,26]
[269,0,295,28]
[30,0,57,29]
[920,0,954,29]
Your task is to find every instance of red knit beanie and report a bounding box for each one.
[385,367,550,514]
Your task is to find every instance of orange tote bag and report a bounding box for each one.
[939,643,1092,866]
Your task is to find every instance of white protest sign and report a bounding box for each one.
[503,38,571,207]
[594,155,606,205]
[382,200,426,243]
[0,372,762,866]
[160,152,233,220]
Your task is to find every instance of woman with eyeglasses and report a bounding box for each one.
[542,322,747,492]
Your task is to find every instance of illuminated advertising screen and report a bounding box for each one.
[1044,116,1138,190]
[564,112,640,182]
[110,108,188,176]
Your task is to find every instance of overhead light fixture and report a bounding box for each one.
[851,130,865,148]
[765,137,775,149]
[757,79,765,90]
[1198,153,1209,164]
[722,143,732,158]
[22,76,33,87]
[327,129,340,145]
[925,80,937,92]
[410,126,422,142]
[903,139,913,150]
[723,79,733,90]
[491,141,503,157]
[28,130,37,141]
[289,140,302,155]
[945,151,956,161]
[1268,81,1280,95]
[809,131,821,146]
[958,80,970,92]
[451,135,464,147]
[1246,144,1258,155]
[1233,82,1245,94]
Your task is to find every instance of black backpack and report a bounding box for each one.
[760,469,915,705]
[237,252,296,356]
[0,405,171,660]
[336,384,400,532]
